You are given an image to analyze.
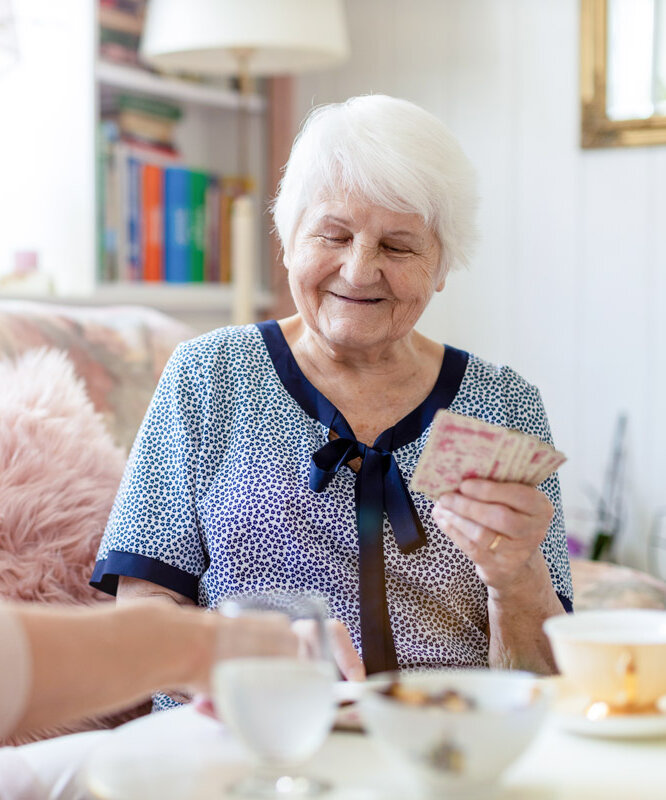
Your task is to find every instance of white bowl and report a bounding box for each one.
[543,609,666,711]
[358,669,549,798]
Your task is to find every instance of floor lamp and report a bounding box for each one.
[140,0,350,325]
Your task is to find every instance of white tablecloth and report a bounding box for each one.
[3,704,666,800]
[84,705,666,800]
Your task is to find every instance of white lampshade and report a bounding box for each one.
[140,0,350,76]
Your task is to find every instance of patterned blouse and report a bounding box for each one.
[92,321,572,696]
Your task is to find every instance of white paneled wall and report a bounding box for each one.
[293,0,666,572]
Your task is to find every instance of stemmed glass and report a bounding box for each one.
[212,593,338,798]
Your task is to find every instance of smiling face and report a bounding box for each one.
[285,194,444,355]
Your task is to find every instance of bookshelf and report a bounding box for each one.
[89,281,272,312]
[96,60,266,113]
[0,0,273,329]
[10,283,274,336]
[95,54,270,325]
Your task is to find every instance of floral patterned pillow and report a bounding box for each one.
[0,301,194,453]
[571,558,666,610]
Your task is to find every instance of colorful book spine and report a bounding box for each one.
[188,170,208,283]
[103,146,119,282]
[99,137,249,286]
[127,156,142,281]
[218,181,234,284]
[204,177,221,283]
[115,145,130,280]
[164,167,190,283]
[97,125,110,282]
[141,162,163,281]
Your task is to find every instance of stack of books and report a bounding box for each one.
[99,127,248,285]
[99,0,147,67]
[102,94,182,155]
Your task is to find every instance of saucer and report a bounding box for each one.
[552,689,666,739]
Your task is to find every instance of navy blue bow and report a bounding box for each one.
[310,434,427,674]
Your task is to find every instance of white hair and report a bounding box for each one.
[272,94,479,274]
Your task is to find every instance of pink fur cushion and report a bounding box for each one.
[0,348,125,606]
[0,348,153,743]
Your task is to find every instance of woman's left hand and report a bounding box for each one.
[431,478,554,596]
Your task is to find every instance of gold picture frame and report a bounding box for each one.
[581,0,666,148]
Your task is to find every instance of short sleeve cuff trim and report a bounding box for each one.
[557,592,573,613]
[90,550,200,602]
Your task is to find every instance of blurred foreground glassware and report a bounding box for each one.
[213,593,337,798]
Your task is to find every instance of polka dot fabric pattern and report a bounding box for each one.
[93,322,572,709]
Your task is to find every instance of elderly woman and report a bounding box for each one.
[91,95,572,698]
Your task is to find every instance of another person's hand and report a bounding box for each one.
[182,610,299,699]
[215,612,299,665]
[205,613,365,691]
[195,616,364,723]
[190,613,299,719]
[292,618,366,682]
[326,619,366,682]
[431,479,554,598]
[191,693,217,719]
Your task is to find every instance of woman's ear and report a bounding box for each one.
[434,245,447,292]
[435,263,447,293]
[282,237,293,270]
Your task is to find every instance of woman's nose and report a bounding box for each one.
[339,243,381,287]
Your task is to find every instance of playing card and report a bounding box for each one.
[410,410,566,498]
[409,410,506,497]
[492,429,523,482]
[528,448,568,487]
[512,435,539,482]
[522,439,564,486]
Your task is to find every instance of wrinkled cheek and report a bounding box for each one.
[392,297,425,324]
[288,281,327,325]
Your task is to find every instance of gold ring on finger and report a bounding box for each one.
[488,533,503,552]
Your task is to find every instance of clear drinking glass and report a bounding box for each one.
[212,593,337,798]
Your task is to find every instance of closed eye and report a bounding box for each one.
[320,235,351,245]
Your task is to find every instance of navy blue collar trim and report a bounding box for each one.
[257,319,468,450]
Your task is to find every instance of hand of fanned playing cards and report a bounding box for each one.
[410,410,567,499]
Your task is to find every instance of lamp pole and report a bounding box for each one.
[231,48,256,326]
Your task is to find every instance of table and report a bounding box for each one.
[82,704,666,800]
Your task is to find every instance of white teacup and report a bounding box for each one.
[544,609,666,712]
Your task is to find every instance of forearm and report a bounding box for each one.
[486,553,564,674]
[116,574,196,607]
[115,575,200,705]
[12,602,215,737]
